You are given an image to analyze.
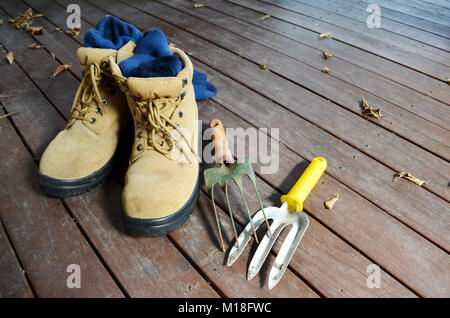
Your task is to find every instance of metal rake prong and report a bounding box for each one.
[235,179,259,244]
[210,185,225,252]
[247,221,288,281]
[224,181,240,250]
[251,180,272,238]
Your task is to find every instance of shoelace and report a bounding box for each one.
[134,97,198,163]
[67,61,112,127]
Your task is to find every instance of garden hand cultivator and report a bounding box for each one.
[204,119,271,252]
[227,157,327,289]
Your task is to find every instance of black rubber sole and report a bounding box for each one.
[123,172,200,237]
[38,155,115,198]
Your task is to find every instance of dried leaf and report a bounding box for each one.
[9,8,44,34]
[4,51,14,64]
[259,64,269,70]
[25,25,44,35]
[0,111,18,119]
[318,32,332,39]
[323,51,333,59]
[193,2,205,8]
[361,95,382,119]
[28,42,44,49]
[325,193,339,209]
[51,64,71,78]
[260,14,271,21]
[394,172,428,186]
[65,26,80,37]
[322,66,329,73]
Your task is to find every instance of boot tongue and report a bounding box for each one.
[126,76,183,100]
[77,40,136,66]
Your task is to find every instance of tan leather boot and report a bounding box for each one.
[38,41,136,197]
[109,47,200,236]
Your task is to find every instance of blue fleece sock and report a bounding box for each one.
[83,16,143,49]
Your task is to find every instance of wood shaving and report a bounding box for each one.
[4,51,14,64]
[361,95,382,119]
[322,66,329,73]
[65,26,80,37]
[260,14,271,21]
[0,112,18,119]
[325,193,339,209]
[28,42,44,49]
[318,32,332,39]
[323,51,333,59]
[51,64,71,78]
[193,2,205,8]
[259,64,269,70]
[394,172,428,186]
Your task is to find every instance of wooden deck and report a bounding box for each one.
[0,0,449,298]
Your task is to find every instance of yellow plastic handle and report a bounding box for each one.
[280,157,327,212]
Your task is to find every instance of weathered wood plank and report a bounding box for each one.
[0,222,34,298]
[261,0,450,62]
[336,0,450,38]
[0,107,123,297]
[160,0,450,158]
[203,0,450,105]
[65,182,220,297]
[352,0,450,24]
[227,0,449,80]
[292,0,450,49]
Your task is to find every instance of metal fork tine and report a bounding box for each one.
[247,221,288,281]
[227,209,269,267]
[268,213,309,289]
[210,185,225,252]
[224,181,240,250]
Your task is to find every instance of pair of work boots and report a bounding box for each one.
[38,41,200,236]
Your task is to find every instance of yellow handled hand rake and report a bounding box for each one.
[227,157,327,289]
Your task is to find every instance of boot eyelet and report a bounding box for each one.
[178,111,183,118]
[96,107,102,114]
[137,131,143,138]
[136,144,143,151]
[180,91,186,100]
[182,78,188,88]
[102,98,108,106]
[90,118,96,124]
